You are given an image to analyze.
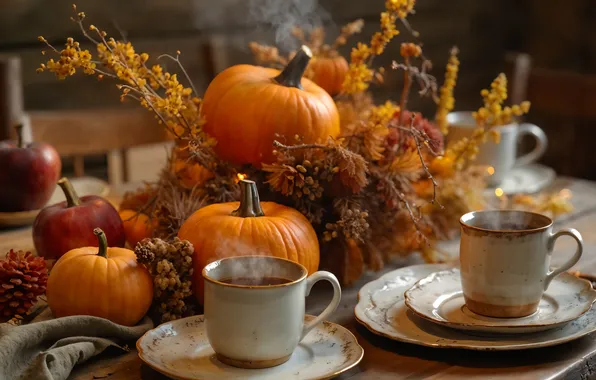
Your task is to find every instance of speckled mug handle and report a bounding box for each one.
[301,271,341,340]
[515,123,548,167]
[544,228,583,290]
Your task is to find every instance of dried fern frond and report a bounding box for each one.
[389,148,423,176]
[327,140,369,193]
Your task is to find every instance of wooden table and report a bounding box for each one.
[3,176,596,380]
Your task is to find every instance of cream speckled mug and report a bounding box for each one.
[459,210,583,318]
[447,111,547,186]
[202,256,341,369]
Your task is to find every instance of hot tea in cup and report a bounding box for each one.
[459,210,583,318]
[202,256,341,369]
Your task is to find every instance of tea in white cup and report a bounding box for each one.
[459,210,583,318]
[202,256,341,368]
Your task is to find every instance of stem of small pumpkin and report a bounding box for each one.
[57,177,81,207]
[273,45,312,90]
[93,228,108,258]
[232,179,265,217]
[14,124,24,148]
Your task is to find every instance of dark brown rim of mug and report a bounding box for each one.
[459,209,553,234]
[202,255,308,289]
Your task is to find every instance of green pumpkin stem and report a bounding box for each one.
[14,124,24,148]
[57,177,81,207]
[232,179,265,218]
[273,45,312,90]
[94,228,108,258]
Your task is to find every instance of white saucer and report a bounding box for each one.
[484,163,555,195]
[0,177,110,227]
[404,269,596,334]
[137,314,363,380]
[355,264,596,350]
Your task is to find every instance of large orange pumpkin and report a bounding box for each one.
[178,179,320,304]
[307,55,349,96]
[201,46,340,167]
[46,228,153,326]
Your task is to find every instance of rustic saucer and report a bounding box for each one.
[484,163,555,195]
[404,268,596,334]
[136,314,363,380]
[355,264,596,350]
[0,176,110,227]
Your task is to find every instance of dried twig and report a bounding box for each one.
[158,52,199,97]
[273,140,332,152]
[404,116,443,208]
[373,168,428,243]
[398,57,413,125]
[392,61,438,101]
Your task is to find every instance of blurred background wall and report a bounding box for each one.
[0,0,594,181]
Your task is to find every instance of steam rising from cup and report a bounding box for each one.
[190,0,333,53]
[206,233,292,281]
[461,210,549,231]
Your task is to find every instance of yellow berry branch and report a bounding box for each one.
[330,19,365,52]
[436,73,532,173]
[36,5,220,169]
[435,47,460,135]
[473,73,531,127]
[342,0,416,95]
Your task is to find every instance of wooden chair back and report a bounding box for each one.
[505,52,596,180]
[24,108,172,185]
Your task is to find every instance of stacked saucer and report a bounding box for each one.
[404,268,596,335]
[355,264,596,350]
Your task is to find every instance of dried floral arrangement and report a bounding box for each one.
[37,2,572,320]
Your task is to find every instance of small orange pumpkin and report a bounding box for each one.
[201,46,340,167]
[46,228,153,326]
[307,55,349,96]
[178,179,320,304]
[119,210,155,247]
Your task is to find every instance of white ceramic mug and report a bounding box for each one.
[459,210,583,318]
[447,111,548,186]
[202,256,341,369]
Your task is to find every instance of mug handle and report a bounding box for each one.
[544,228,583,290]
[301,271,342,340]
[515,123,548,167]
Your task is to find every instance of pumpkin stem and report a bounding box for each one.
[57,177,81,207]
[94,228,108,258]
[273,45,312,90]
[14,123,25,148]
[232,179,265,218]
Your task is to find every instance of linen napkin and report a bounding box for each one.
[0,308,153,380]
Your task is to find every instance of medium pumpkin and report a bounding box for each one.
[178,179,320,304]
[307,55,349,96]
[201,46,340,167]
[46,228,153,326]
[119,210,155,248]
[170,146,214,189]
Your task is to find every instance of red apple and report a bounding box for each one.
[33,177,126,260]
[0,125,62,212]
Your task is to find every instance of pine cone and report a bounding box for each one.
[135,241,156,264]
[134,238,195,322]
[0,250,48,321]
